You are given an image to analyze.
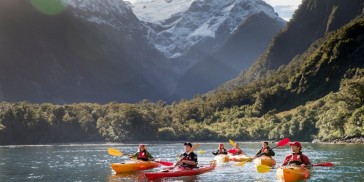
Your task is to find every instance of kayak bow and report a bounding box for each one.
[145,162,216,180]
[276,165,310,182]
[111,160,159,173]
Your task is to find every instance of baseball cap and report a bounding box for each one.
[184,142,192,147]
[289,141,302,148]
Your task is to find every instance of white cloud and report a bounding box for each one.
[263,0,301,21]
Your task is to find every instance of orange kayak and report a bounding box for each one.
[276,165,310,182]
[229,154,252,162]
[253,156,276,167]
[110,160,159,173]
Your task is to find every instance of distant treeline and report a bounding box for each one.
[1,14,364,145]
[0,75,362,145]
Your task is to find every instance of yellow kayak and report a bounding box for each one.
[276,165,310,182]
[110,160,159,173]
[228,154,252,162]
[253,156,276,167]
[214,154,229,164]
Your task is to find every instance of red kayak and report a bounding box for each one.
[144,163,216,180]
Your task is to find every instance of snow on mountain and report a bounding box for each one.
[66,0,142,30]
[128,0,283,59]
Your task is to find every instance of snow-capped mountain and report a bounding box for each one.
[128,0,285,99]
[130,0,284,71]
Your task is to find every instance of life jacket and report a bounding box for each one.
[218,148,227,154]
[288,152,303,165]
[234,148,243,155]
[137,150,148,161]
[180,152,198,168]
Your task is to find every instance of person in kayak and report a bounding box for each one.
[129,144,154,161]
[212,143,228,155]
[282,141,311,168]
[253,141,275,159]
[175,142,198,168]
[229,143,246,155]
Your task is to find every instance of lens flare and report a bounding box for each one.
[30,0,68,15]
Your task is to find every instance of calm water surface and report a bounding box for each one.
[0,142,363,181]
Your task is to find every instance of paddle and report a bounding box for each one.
[311,162,334,167]
[108,147,123,156]
[107,147,173,166]
[257,165,271,173]
[270,137,290,150]
[154,159,174,166]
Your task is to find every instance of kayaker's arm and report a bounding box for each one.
[180,159,197,166]
[267,148,275,156]
[129,152,139,158]
[254,149,262,158]
[146,151,154,160]
[281,155,291,165]
[301,154,311,165]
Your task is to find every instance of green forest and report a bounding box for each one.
[0,16,363,145]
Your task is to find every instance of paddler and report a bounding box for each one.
[129,144,154,161]
[175,142,198,168]
[212,143,228,155]
[281,141,311,168]
[229,143,247,155]
[252,141,275,159]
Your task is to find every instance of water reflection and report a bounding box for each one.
[108,172,146,181]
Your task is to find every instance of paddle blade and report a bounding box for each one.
[155,160,174,166]
[276,138,290,147]
[313,162,333,167]
[257,165,271,173]
[189,143,200,153]
[108,148,123,156]
[197,150,205,155]
[229,139,236,147]
[235,161,247,166]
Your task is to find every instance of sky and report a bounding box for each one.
[263,0,302,20]
[125,0,302,21]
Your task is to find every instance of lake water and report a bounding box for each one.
[0,142,363,181]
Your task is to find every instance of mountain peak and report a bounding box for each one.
[130,0,284,59]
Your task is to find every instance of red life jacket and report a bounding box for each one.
[138,150,147,160]
[288,153,303,165]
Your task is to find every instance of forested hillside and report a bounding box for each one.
[1,16,363,144]
[222,0,364,87]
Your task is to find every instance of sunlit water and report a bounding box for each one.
[0,142,363,181]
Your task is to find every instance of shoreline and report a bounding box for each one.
[312,136,364,144]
